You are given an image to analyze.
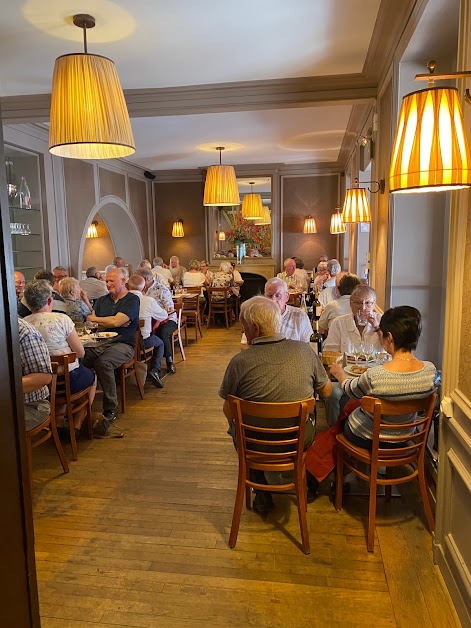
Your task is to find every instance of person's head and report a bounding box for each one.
[138,260,152,270]
[128,274,145,293]
[119,266,129,281]
[327,259,341,277]
[104,264,116,273]
[317,261,329,275]
[337,272,360,296]
[188,259,200,271]
[113,256,125,268]
[153,256,164,267]
[350,285,377,318]
[24,279,53,313]
[319,255,329,264]
[200,260,209,273]
[264,277,289,314]
[379,306,422,353]
[136,267,154,288]
[86,266,100,279]
[169,256,180,269]
[240,296,281,344]
[293,257,304,269]
[283,258,296,276]
[106,268,127,298]
[52,266,68,288]
[34,269,54,287]
[58,277,81,300]
[14,271,26,298]
[219,261,233,273]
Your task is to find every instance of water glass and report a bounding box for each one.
[356,310,368,326]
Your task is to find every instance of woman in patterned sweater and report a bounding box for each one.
[330,305,436,449]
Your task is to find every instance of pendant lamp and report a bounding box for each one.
[241,182,263,221]
[342,180,371,223]
[172,219,184,238]
[390,61,471,194]
[330,208,346,234]
[254,205,271,225]
[86,220,99,238]
[49,14,135,160]
[303,216,317,234]
[203,147,240,206]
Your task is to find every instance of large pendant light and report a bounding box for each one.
[203,147,240,206]
[254,205,271,225]
[342,180,371,223]
[49,14,135,160]
[330,208,346,234]
[241,182,263,221]
[390,61,471,193]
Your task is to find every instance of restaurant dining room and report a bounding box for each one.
[1,0,471,626]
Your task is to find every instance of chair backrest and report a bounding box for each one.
[207,286,231,302]
[287,292,301,307]
[362,393,436,463]
[173,301,184,330]
[182,289,201,313]
[228,395,315,470]
[51,353,77,399]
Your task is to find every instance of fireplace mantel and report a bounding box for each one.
[210,258,276,281]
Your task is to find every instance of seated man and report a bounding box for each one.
[318,272,360,334]
[323,284,383,426]
[136,268,178,374]
[128,274,168,388]
[151,256,173,287]
[220,296,332,511]
[18,318,53,431]
[14,270,26,303]
[80,266,108,300]
[241,277,312,347]
[277,258,304,292]
[52,266,68,291]
[84,268,140,433]
[18,269,66,317]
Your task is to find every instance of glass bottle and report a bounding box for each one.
[18,176,31,209]
[300,293,308,314]
[310,320,323,355]
[312,292,322,320]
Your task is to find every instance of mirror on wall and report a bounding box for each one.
[210,177,272,262]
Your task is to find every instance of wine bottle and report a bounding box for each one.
[310,320,323,355]
[19,176,31,209]
[312,292,322,320]
[300,292,308,314]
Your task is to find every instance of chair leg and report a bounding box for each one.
[120,371,126,414]
[135,367,145,400]
[335,447,344,511]
[178,330,186,361]
[68,415,78,461]
[367,474,378,552]
[418,465,435,532]
[50,420,70,474]
[245,484,252,510]
[385,467,392,503]
[229,473,247,549]
[26,436,33,489]
[86,401,93,441]
[296,467,310,554]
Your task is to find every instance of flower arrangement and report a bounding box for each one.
[222,209,261,246]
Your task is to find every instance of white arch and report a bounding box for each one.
[78,195,144,274]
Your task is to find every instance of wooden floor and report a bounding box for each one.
[32,324,461,627]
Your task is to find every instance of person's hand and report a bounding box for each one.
[329,363,344,380]
[367,311,381,330]
[80,289,87,300]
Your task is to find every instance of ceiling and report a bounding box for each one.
[0,0,457,172]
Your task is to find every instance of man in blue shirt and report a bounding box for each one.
[84,268,139,433]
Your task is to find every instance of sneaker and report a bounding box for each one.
[252,491,274,513]
[102,409,118,423]
[148,368,164,388]
[166,361,176,374]
[92,417,124,439]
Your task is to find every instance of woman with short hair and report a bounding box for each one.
[183,260,207,288]
[58,276,92,323]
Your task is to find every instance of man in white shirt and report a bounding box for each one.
[277,258,304,292]
[318,272,360,334]
[322,285,383,425]
[323,259,341,289]
[80,267,108,300]
[128,275,168,387]
[151,257,173,287]
[241,277,312,347]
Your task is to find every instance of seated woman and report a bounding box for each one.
[211,261,235,296]
[182,260,207,289]
[329,305,436,449]
[23,279,96,434]
[59,277,92,323]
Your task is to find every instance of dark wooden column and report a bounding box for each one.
[0,119,40,625]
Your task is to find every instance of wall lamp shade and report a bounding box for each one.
[49,53,135,160]
[254,205,271,225]
[241,193,263,220]
[342,187,371,223]
[172,219,184,238]
[203,165,240,206]
[303,216,317,234]
[218,231,226,241]
[330,211,346,234]
[86,221,98,238]
[390,87,471,193]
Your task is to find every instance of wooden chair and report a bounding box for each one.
[26,365,69,486]
[207,286,233,329]
[182,288,204,342]
[117,327,145,413]
[139,319,154,372]
[287,292,302,307]
[227,395,315,554]
[335,392,437,552]
[53,353,94,461]
[171,302,188,362]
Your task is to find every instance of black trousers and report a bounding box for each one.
[155,320,178,360]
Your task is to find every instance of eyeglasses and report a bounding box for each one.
[351,300,375,307]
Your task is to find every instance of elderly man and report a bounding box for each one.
[128,274,168,387]
[277,258,304,292]
[241,277,312,347]
[151,257,173,286]
[19,318,53,431]
[169,256,187,286]
[80,266,108,300]
[52,266,68,291]
[84,268,140,431]
[323,284,383,425]
[323,259,341,289]
[14,270,26,300]
[220,296,332,511]
[18,270,66,317]
[136,268,178,373]
[318,272,360,334]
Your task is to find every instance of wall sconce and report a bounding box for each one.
[218,230,226,241]
[390,60,471,194]
[241,182,263,221]
[49,14,135,160]
[342,178,384,223]
[86,220,99,238]
[330,207,346,234]
[203,147,240,206]
[303,216,317,234]
[172,219,184,238]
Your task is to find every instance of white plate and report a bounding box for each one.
[94,332,118,339]
[344,364,371,376]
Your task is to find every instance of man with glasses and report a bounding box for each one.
[323,285,383,425]
[52,266,68,291]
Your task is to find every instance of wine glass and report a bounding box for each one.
[86,321,98,336]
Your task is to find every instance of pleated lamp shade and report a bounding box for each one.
[172,220,184,237]
[49,53,135,160]
[254,205,271,225]
[342,187,371,223]
[203,165,240,206]
[86,221,98,238]
[330,211,346,234]
[218,231,226,241]
[241,193,263,220]
[390,86,471,193]
[303,216,317,234]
